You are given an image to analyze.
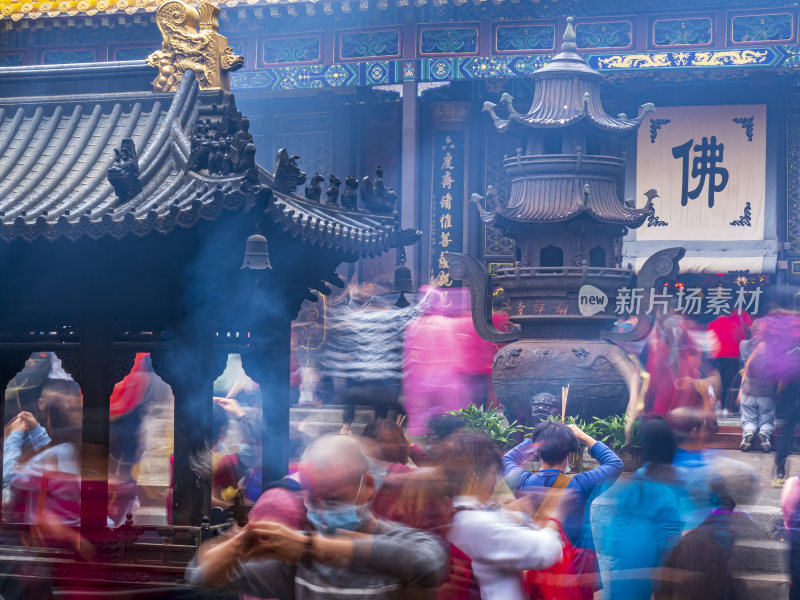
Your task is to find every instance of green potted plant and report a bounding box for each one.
[446,404,532,449]
[585,414,642,471]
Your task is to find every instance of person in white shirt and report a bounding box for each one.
[442,433,563,600]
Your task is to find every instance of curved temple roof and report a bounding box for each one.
[483,17,655,135]
[474,176,651,229]
[0,61,414,255]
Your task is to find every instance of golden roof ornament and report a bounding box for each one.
[146,0,244,92]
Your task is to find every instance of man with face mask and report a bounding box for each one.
[187,434,448,599]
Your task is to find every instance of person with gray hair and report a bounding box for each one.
[187,434,448,599]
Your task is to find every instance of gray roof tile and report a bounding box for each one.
[0,62,416,255]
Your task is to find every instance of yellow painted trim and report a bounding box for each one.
[0,0,258,21]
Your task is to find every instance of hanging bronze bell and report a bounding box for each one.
[241,234,272,270]
[392,265,414,293]
[393,264,413,308]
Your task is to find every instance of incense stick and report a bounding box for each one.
[561,385,569,422]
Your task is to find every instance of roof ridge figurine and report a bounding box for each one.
[326,174,342,205]
[361,166,397,214]
[107,138,142,203]
[341,176,359,210]
[304,173,324,202]
[273,149,308,195]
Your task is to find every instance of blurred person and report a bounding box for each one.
[4,352,68,425]
[1,409,60,600]
[210,396,262,513]
[187,433,448,599]
[336,384,405,435]
[738,338,776,452]
[402,287,507,435]
[597,417,684,600]
[775,382,800,486]
[166,396,260,524]
[107,352,171,525]
[3,410,51,499]
[360,418,432,486]
[613,312,648,361]
[243,470,307,600]
[503,421,623,549]
[667,406,717,531]
[108,353,171,480]
[669,406,710,470]
[647,313,721,426]
[657,457,759,600]
[442,433,563,600]
[373,464,480,599]
[782,470,800,600]
[423,414,467,461]
[735,311,800,484]
[707,310,752,414]
[3,379,83,526]
[323,282,413,433]
[367,419,484,598]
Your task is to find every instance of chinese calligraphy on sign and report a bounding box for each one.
[615,286,762,316]
[671,136,729,208]
[635,105,765,245]
[431,131,464,287]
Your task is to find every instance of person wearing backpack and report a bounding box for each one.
[502,421,623,600]
[503,421,623,548]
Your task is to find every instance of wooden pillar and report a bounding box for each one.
[242,313,291,486]
[78,325,111,535]
[154,331,216,526]
[401,81,420,286]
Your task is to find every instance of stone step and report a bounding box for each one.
[737,505,783,539]
[705,431,744,450]
[290,406,376,425]
[731,538,787,573]
[290,406,376,438]
[733,570,791,600]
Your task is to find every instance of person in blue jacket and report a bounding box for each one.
[502,420,623,548]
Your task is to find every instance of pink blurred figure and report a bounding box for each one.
[402,287,508,435]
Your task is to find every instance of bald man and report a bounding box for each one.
[187,434,448,599]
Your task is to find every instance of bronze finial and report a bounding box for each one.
[146,0,244,92]
[561,16,578,52]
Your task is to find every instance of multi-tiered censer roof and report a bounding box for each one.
[478,16,656,229]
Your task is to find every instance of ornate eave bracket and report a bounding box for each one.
[470,192,499,227]
[605,246,685,344]
[444,252,517,344]
[146,0,244,93]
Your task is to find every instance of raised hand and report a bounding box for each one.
[239,521,307,563]
[214,396,245,420]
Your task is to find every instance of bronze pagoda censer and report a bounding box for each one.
[445,18,682,424]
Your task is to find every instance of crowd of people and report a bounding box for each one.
[184,413,769,600]
[183,297,800,600]
[8,291,800,599]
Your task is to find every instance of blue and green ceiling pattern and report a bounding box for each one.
[2,4,800,89]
